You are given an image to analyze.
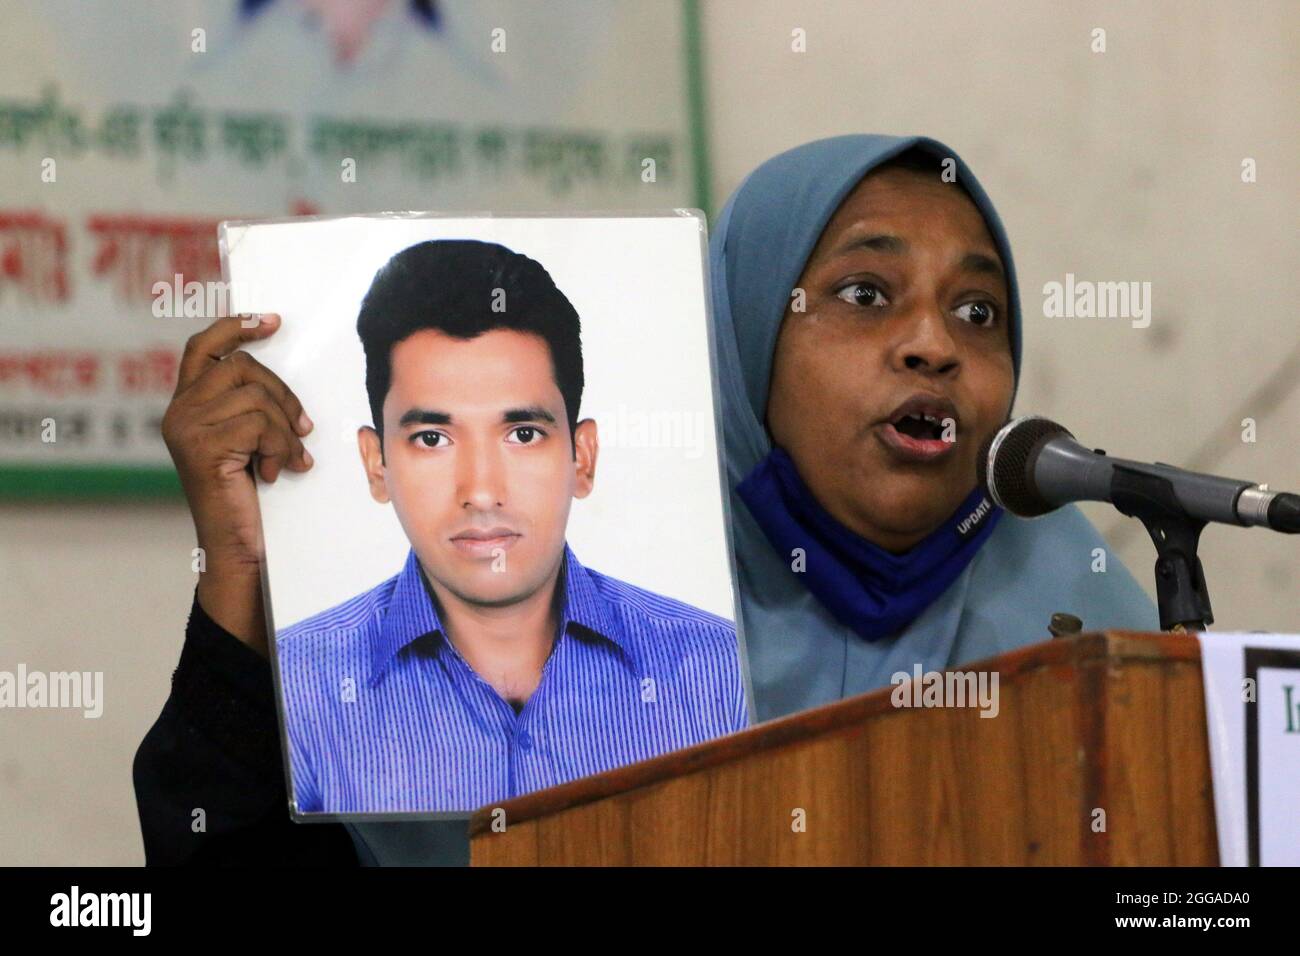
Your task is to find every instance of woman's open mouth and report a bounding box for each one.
[877,394,960,463]
[877,420,956,462]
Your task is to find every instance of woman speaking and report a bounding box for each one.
[134,132,1160,864]
[708,134,1158,722]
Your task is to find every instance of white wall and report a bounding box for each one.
[2,0,1296,864]
[0,501,195,865]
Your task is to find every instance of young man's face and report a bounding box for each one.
[765,166,1015,554]
[359,328,597,608]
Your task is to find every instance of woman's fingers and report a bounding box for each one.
[174,313,282,398]
[196,382,313,480]
[180,326,313,439]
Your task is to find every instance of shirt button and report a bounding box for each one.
[517,731,533,750]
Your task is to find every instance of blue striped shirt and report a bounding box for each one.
[276,543,749,814]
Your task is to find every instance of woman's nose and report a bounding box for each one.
[892,306,960,375]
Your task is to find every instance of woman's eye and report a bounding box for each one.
[835,282,889,308]
[413,431,449,448]
[506,425,544,445]
[955,301,997,326]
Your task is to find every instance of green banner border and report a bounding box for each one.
[0,463,181,499]
[682,0,713,216]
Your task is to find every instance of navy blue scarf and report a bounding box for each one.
[736,447,1003,642]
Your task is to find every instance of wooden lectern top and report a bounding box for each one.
[470,631,1216,866]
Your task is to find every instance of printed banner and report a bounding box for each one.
[0,0,702,492]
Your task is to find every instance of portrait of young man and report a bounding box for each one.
[274,238,749,815]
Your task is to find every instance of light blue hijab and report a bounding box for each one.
[709,134,1159,723]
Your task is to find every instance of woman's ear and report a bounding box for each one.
[357,425,390,503]
[572,418,598,499]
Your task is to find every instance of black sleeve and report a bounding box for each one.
[132,587,359,866]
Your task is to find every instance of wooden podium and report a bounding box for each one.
[469,631,1218,865]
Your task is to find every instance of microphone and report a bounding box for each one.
[978,415,1300,534]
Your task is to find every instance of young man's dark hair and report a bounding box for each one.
[356,239,584,456]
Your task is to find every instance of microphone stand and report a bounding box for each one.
[1110,465,1214,632]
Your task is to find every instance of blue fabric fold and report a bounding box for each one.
[737,446,1002,642]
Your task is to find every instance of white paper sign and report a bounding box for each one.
[1198,632,1300,866]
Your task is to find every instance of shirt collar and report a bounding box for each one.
[369,542,631,686]
[556,543,625,657]
[368,547,442,685]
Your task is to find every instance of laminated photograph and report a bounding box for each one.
[219,213,751,820]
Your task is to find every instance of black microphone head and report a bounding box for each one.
[1268,493,1300,534]
[979,415,1075,517]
